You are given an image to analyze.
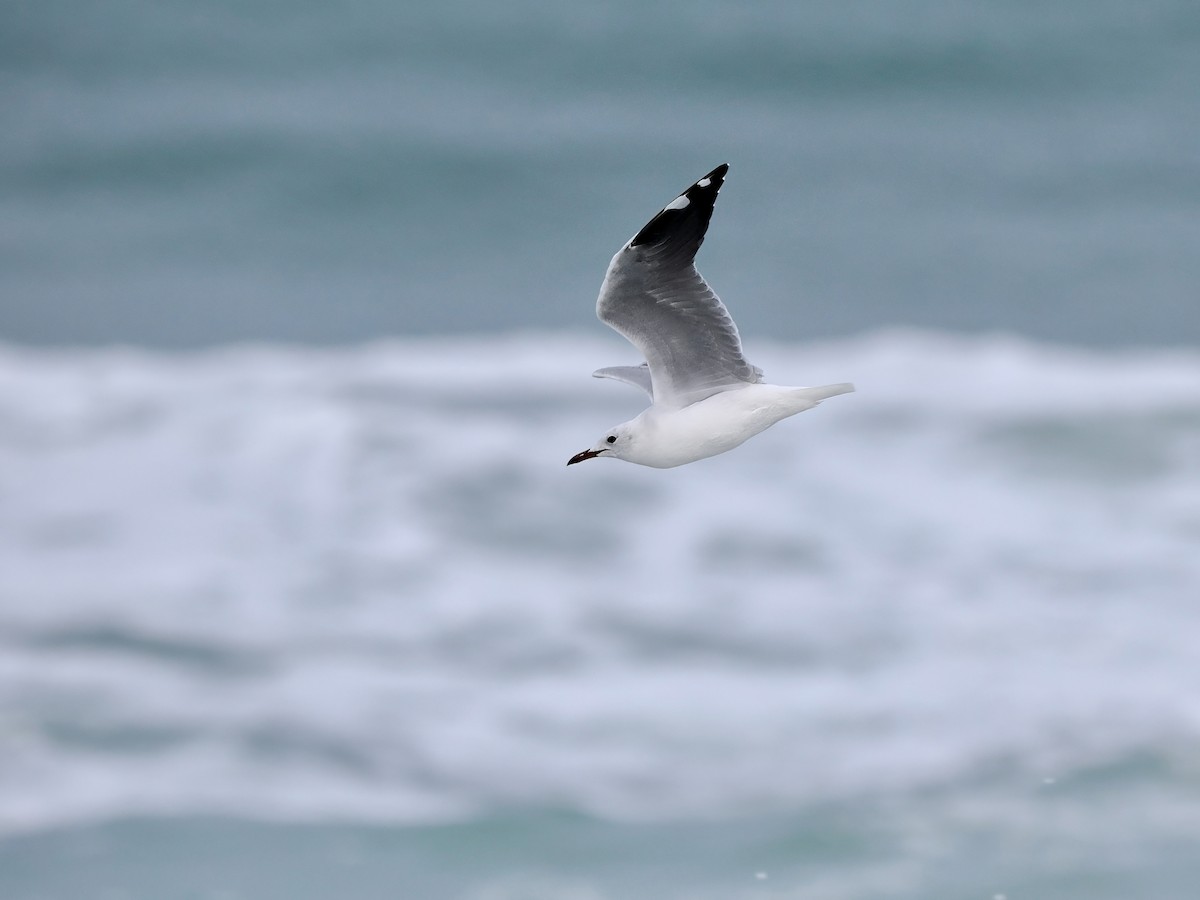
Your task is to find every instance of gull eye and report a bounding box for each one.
[606,435,617,444]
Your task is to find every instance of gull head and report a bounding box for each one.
[566,421,638,466]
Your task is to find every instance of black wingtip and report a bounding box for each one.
[629,164,730,252]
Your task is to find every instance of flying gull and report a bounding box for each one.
[568,163,854,469]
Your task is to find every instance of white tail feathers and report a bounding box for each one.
[796,382,855,403]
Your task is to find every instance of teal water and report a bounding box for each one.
[5,783,1200,900]
[3,0,1199,345]
[3,2,1200,897]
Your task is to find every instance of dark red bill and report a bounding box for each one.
[566,449,603,466]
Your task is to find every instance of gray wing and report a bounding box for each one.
[593,363,654,399]
[595,163,763,409]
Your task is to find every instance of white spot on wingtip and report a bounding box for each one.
[664,195,690,211]
[698,178,711,187]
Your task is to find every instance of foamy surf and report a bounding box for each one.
[1,329,1198,839]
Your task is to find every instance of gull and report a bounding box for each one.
[567,163,854,469]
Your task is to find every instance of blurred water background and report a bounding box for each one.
[2,1,1200,898]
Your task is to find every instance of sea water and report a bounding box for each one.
[3,0,1198,347]
[1,332,1198,898]
[4,0,1200,896]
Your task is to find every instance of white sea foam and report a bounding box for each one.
[1,330,1199,834]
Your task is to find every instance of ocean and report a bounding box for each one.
[4,0,1199,347]
[2,333,1199,898]
[3,1,1200,898]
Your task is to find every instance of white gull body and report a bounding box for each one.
[567,163,854,469]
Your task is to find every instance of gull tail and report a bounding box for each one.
[795,382,855,403]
